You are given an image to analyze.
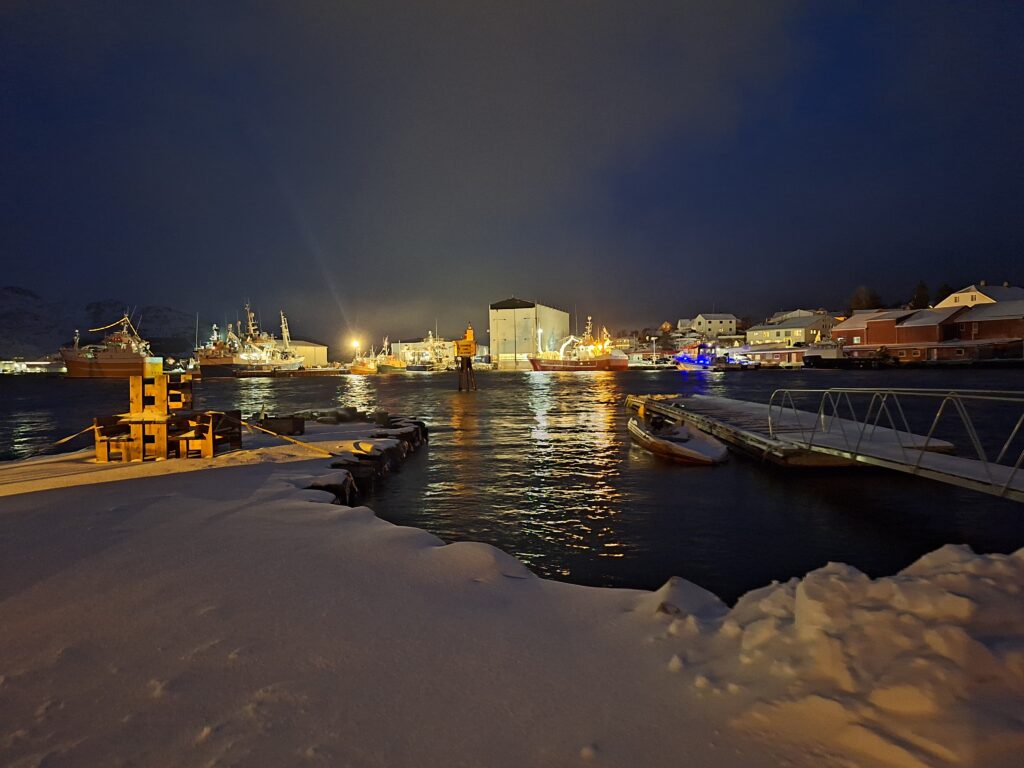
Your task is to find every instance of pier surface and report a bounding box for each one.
[626,393,1024,502]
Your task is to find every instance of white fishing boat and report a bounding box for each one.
[196,305,304,377]
[627,416,728,465]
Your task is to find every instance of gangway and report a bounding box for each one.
[624,389,1024,502]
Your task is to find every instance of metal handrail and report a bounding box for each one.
[767,387,1024,497]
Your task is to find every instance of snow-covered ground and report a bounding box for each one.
[1,423,1021,767]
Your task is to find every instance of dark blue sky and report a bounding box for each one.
[3,1,1021,347]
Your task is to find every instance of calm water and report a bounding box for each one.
[2,369,1023,602]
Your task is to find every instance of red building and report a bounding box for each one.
[835,303,1024,363]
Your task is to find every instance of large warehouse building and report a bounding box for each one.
[488,297,570,370]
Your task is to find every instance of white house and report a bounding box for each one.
[691,313,737,339]
[746,315,831,346]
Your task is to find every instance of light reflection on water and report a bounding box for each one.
[3,369,1024,602]
[338,375,377,414]
[4,410,58,459]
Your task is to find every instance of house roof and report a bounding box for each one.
[747,315,824,331]
[831,310,886,332]
[865,310,917,323]
[897,307,965,327]
[958,299,1024,321]
[950,284,1024,302]
[489,298,536,310]
[695,313,737,321]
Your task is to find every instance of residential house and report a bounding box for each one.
[691,313,737,339]
[746,314,832,346]
[934,282,1024,308]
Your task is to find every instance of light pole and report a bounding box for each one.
[537,327,543,354]
[352,340,360,362]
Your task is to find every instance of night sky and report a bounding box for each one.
[3,2,1022,348]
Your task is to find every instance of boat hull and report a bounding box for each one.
[627,417,728,465]
[528,356,629,372]
[377,364,408,373]
[676,362,711,372]
[61,353,147,378]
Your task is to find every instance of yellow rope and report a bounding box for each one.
[212,412,337,458]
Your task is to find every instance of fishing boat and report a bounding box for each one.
[627,416,728,465]
[349,353,378,375]
[196,306,304,377]
[528,317,629,372]
[60,314,153,378]
[376,337,408,373]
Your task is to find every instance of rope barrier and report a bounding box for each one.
[212,412,338,458]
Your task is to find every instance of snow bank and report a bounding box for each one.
[1,439,1022,767]
[652,545,1024,767]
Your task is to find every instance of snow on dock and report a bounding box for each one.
[626,391,1024,502]
[2,406,1023,766]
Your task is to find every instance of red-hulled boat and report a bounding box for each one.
[528,317,629,372]
[60,314,153,378]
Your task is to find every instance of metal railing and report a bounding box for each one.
[766,388,1024,497]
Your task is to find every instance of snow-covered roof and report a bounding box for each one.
[949,284,1024,302]
[747,315,824,331]
[830,311,886,332]
[865,309,916,323]
[958,299,1024,321]
[896,307,965,327]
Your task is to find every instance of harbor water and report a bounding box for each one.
[2,368,1023,603]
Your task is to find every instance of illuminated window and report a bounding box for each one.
[853,335,862,344]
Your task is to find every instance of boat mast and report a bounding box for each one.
[280,311,291,350]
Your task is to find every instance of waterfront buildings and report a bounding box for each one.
[488,298,569,370]
[833,302,1024,362]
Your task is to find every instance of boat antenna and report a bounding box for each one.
[194,312,199,348]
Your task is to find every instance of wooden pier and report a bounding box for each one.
[625,391,1024,502]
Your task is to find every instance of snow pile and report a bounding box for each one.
[1,438,1022,767]
[648,545,1024,767]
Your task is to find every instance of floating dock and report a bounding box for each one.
[626,392,1024,502]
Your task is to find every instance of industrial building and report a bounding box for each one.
[277,339,329,367]
[488,298,570,370]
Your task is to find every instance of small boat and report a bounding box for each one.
[349,358,378,375]
[627,417,728,465]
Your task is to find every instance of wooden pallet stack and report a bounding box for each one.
[94,361,239,462]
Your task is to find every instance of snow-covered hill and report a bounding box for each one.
[0,287,197,358]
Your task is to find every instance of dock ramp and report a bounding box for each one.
[625,389,1024,502]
